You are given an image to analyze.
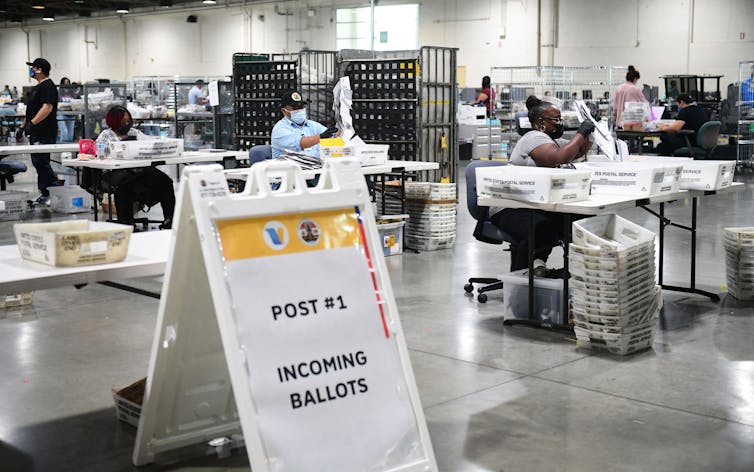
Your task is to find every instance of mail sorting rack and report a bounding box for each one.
[490,65,627,132]
[233,55,297,149]
[342,57,419,164]
[737,60,754,171]
[419,46,457,183]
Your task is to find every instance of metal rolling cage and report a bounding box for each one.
[490,65,627,129]
[419,46,458,183]
[737,60,754,171]
[339,47,458,183]
[297,51,338,125]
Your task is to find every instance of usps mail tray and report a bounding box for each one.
[575,161,682,197]
[475,165,592,203]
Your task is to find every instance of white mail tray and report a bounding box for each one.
[575,161,682,197]
[677,160,736,191]
[109,138,184,160]
[475,165,592,203]
[14,220,133,267]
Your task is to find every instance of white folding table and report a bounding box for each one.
[0,229,170,297]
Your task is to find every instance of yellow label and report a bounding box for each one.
[320,137,344,147]
[441,134,447,149]
[217,208,361,261]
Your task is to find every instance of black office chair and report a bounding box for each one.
[463,160,521,303]
[673,121,721,160]
[0,161,27,190]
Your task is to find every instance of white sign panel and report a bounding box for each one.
[216,208,424,471]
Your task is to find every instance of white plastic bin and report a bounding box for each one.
[48,185,92,214]
[572,214,656,251]
[475,166,592,203]
[0,191,27,221]
[499,269,566,325]
[109,138,184,159]
[376,221,405,257]
[14,220,133,267]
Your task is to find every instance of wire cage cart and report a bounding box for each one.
[490,65,627,126]
[737,60,754,171]
[339,46,458,183]
[129,76,176,138]
[81,82,128,139]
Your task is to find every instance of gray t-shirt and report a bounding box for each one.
[489,131,569,216]
[509,130,569,167]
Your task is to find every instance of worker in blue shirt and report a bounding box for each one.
[271,90,338,158]
[188,80,208,105]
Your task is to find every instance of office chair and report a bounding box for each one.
[0,161,27,190]
[463,160,521,303]
[673,121,721,160]
[249,145,272,164]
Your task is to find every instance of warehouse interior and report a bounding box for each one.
[0,0,753,471]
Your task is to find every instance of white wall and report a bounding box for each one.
[0,0,752,93]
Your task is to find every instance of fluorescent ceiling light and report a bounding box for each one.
[203,0,217,4]
[116,4,129,14]
[42,12,55,21]
[32,1,46,10]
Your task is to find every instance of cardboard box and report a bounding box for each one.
[14,220,133,267]
[476,166,592,203]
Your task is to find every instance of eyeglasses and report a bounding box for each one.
[543,117,563,124]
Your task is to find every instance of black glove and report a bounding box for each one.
[576,120,595,138]
[15,127,24,140]
[23,122,33,137]
[319,126,338,139]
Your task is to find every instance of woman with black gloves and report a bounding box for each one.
[490,95,595,275]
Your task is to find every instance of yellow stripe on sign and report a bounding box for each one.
[217,208,362,261]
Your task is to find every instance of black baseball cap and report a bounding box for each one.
[280,90,308,108]
[676,93,694,104]
[26,58,51,75]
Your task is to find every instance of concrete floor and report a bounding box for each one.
[0,160,753,471]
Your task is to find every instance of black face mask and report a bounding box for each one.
[546,124,564,140]
[116,122,132,135]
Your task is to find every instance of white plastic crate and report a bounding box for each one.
[572,214,656,251]
[109,138,184,160]
[475,165,592,203]
[575,161,682,197]
[0,191,27,221]
[405,182,457,200]
[574,321,657,355]
[0,291,34,309]
[405,233,455,251]
[572,286,662,327]
[14,220,133,267]
[113,377,145,428]
[48,185,92,214]
[499,268,567,326]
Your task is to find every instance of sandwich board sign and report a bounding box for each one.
[133,160,437,471]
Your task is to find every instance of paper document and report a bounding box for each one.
[333,77,355,142]
[208,80,219,107]
[574,100,626,161]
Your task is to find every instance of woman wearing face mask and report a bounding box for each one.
[270,90,338,158]
[94,105,175,229]
[488,95,595,276]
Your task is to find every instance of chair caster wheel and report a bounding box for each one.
[464,283,474,293]
[477,293,488,303]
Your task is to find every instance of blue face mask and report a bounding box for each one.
[289,108,307,125]
[29,68,36,78]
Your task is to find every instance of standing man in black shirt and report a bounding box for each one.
[656,93,709,156]
[16,58,58,205]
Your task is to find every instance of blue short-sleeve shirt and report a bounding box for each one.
[271,117,327,158]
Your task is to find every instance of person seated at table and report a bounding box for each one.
[271,90,338,158]
[95,105,175,229]
[490,95,595,276]
[656,93,708,156]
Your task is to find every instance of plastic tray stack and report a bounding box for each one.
[723,227,754,300]
[403,182,457,251]
[569,214,661,355]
